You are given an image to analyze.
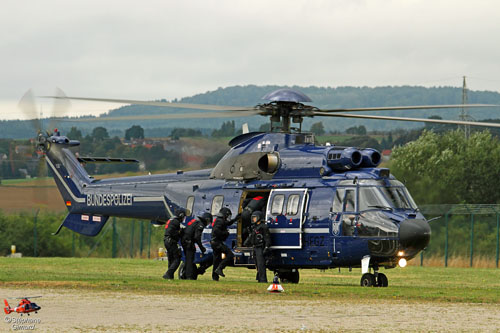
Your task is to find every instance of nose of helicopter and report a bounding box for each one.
[399,219,431,255]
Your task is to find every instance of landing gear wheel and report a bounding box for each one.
[279,270,300,284]
[377,273,388,287]
[360,273,376,287]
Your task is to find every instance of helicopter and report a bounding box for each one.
[21,88,500,287]
[4,297,42,315]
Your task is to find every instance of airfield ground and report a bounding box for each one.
[1,258,499,332]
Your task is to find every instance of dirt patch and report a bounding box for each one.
[0,186,65,212]
[1,287,499,332]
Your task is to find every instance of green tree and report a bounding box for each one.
[67,127,83,140]
[212,121,236,137]
[390,130,500,205]
[310,122,325,135]
[91,127,109,141]
[342,136,381,151]
[346,125,367,135]
[125,125,145,140]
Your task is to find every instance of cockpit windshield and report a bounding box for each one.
[333,179,418,212]
[358,187,392,211]
[382,180,418,210]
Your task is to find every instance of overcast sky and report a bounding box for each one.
[2,0,500,120]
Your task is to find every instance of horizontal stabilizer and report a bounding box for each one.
[62,213,109,236]
[77,157,139,164]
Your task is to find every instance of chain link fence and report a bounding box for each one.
[5,205,500,268]
[420,204,500,268]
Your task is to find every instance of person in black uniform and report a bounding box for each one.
[241,195,266,224]
[181,212,211,280]
[163,208,186,280]
[244,211,271,283]
[241,195,266,240]
[210,207,239,280]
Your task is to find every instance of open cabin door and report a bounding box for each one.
[266,188,309,249]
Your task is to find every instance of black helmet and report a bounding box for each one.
[175,208,186,219]
[218,207,232,219]
[251,211,262,223]
[198,212,213,226]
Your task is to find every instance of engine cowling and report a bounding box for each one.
[326,147,362,171]
[360,148,382,168]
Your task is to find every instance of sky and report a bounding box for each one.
[1,0,500,120]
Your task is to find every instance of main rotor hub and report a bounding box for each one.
[262,89,312,103]
[259,89,317,133]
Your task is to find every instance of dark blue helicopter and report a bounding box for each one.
[30,88,500,286]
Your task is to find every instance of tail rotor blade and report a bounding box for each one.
[18,89,41,133]
[47,87,70,132]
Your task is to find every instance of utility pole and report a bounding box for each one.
[459,76,471,139]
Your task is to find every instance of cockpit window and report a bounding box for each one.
[344,189,355,212]
[333,180,418,212]
[332,189,344,212]
[379,186,415,209]
[332,188,356,212]
[358,187,392,211]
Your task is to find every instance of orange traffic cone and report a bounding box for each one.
[267,275,284,293]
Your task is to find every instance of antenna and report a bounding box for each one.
[460,76,471,139]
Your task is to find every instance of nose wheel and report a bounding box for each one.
[360,272,388,287]
[376,272,388,287]
[360,273,375,287]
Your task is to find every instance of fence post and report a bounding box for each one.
[112,217,117,258]
[72,233,75,257]
[496,213,499,269]
[470,214,474,268]
[140,221,144,257]
[147,222,152,259]
[33,209,39,257]
[444,213,449,267]
[130,221,135,258]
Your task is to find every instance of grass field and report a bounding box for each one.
[1,257,499,332]
[1,257,499,304]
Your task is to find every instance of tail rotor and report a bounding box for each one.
[17,88,70,210]
[4,299,11,314]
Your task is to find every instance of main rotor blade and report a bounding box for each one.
[43,96,256,112]
[313,112,500,128]
[60,110,260,122]
[318,104,500,113]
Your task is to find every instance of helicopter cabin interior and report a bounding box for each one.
[236,190,271,247]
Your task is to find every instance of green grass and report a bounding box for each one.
[0,257,499,303]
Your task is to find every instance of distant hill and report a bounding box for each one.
[2,85,500,138]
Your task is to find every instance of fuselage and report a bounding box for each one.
[45,131,431,271]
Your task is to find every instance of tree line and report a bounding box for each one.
[3,85,500,139]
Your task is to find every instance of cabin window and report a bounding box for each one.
[271,194,285,215]
[286,194,300,215]
[211,195,224,216]
[186,196,195,216]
